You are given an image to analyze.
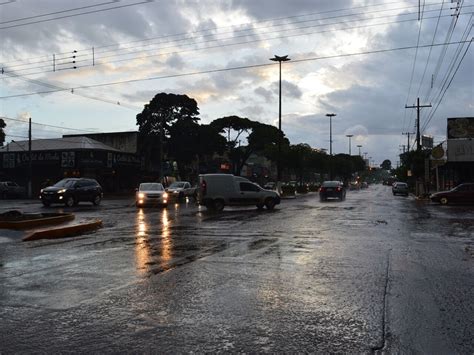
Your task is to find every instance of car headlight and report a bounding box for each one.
[138,192,145,199]
[40,189,44,193]
[163,192,168,199]
[58,189,66,194]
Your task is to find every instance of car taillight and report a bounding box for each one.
[201,180,207,196]
[320,187,325,192]
[336,187,341,191]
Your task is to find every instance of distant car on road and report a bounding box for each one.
[165,181,196,200]
[0,181,25,199]
[319,181,346,201]
[392,182,409,196]
[136,182,168,208]
[40,178,103,207]
[430,183,474,205]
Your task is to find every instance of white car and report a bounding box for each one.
[136,183,168,207]
[165,181,196,200]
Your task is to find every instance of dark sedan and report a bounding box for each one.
[430,183,474,205]
[319,181,346,201]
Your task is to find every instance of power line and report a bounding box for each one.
[3,70,140,110]
[3,4,462,75]
[0,1,118,25]
[0,0,154,30]
[4,11,470,77]
[1,116,99,133]
[2,0,433,66]
[421,36,473,131]
[1,39,471,100]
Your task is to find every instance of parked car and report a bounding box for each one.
[0,181,25,199]
[197,174,280,211]
[136,182,168,207]
[319,181,346,201]
[392,182,409,196]
[165,181,196,200]
[40,178,103,207]
[430,183,474,205]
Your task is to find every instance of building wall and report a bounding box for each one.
[63,132,138,154]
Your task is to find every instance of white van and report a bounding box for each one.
[197,174,281,211]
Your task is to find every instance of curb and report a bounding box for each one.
[0,213,75,230]
[22,219,102,242]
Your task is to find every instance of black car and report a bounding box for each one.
[40,178,103,207]
[319,181,346,201]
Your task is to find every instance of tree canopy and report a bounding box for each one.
[380,159,392,170]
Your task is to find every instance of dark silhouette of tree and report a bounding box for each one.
[380,159,392,170]
[210,116,287,175]
[136,93,199,176]
[0,118,5,146]
[168,121,226,180]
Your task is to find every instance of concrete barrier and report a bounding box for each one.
[22,219,102,242]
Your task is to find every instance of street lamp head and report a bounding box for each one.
[357,144,362,147]
[270,55,291,62]
[326,113,336,118]
[346,134,354,138]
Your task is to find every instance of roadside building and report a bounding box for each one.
[432,117,474,190]
[0,136,141,195]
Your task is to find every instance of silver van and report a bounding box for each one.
[197,174,280,211]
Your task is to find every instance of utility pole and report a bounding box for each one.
[402,132,415,152]
[405,98,431,151]
[28,117,32,199]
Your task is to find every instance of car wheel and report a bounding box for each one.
[213,199,225,212]
[65,196,75,207]
[265,198,276,210]
[92,195,101,206]
[440,197,448,205]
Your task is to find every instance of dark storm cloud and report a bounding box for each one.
[1,0,191,58]
[254,87,273,102]
[271,80,302,99]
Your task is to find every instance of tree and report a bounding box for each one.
[0,118,5,146]
[168,121,226,180]
[380,159,392,170]
[136,93,199,176]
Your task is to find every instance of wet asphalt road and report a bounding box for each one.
[0,184,473,353]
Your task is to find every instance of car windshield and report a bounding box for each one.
[139,183,163,191]
[169,182,185,188]
[322,181,341,187]
[53,179,77,188]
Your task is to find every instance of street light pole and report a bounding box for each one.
[346,134,353,155]
[270,54,291,192]
[325,113,336,156]
[357,144,362,156]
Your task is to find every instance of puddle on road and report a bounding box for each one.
[248,238,277,251]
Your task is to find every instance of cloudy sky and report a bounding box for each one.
[1,0,473,166]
